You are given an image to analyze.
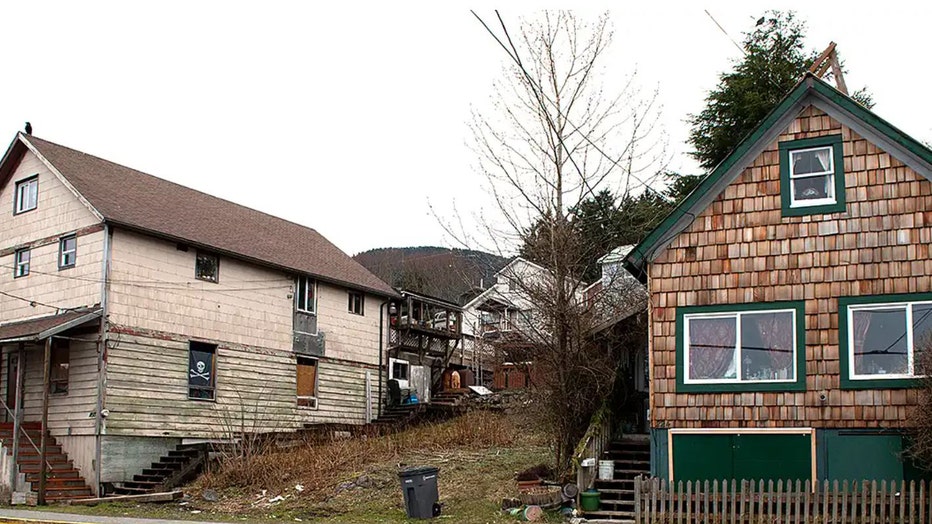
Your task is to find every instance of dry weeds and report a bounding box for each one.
[196,410,529,500]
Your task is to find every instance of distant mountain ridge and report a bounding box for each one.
[354,246,508,305]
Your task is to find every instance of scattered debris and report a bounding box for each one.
[202,489,219,502]
[268,495,286,504]
[294,484,305,492]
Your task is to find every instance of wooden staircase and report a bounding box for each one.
[0,422,93,502]
[428,389,471,411]
[370,403,425,428]
[113,443,207,495]
[585,435,651,523]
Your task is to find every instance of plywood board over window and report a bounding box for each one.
[297,357,318,408]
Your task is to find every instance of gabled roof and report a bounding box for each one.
[0,134,397,297]
[624,73,932,281]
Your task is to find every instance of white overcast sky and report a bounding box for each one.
[2,1,929,256]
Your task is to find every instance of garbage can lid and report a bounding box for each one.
[398,466,440,477]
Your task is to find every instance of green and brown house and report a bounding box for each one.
[624,73,932,484]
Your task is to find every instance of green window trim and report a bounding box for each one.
[838,293,932,390]
[675,301,807,393]
[779,134,846,217]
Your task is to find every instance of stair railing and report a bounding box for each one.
[0,397,53,471]
[572,402,613,495]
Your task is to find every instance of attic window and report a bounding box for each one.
[195,252,219,283]
[779,135,845,216]
[14,176,38,214]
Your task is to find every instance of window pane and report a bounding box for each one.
[852,308,908,376]
[741,311,795,381]
[50,340,69,395]
[195,253,218,282]
[913,304,932,374]
[687,317,737,380]
[791,147,832,175]
[793,175,832,201]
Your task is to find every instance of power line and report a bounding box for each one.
[472,11,664,200]
[0,263,291,292]
[0,289,70,311]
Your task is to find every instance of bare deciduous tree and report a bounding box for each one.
[442,11,662,471]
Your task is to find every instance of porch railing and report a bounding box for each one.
[0,396,52,471]
[634,475,931,523]
[573,402,613,494]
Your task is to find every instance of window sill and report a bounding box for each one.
[12,207,37,216]
[187,396,217,402]
[58,264,75,271]
[298,397,318,409]
[840,376,921,390]
[676,380,806,393]
[782,201,846,217]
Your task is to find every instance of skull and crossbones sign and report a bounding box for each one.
[190,360,210,381]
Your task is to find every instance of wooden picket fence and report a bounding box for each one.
[634,476,931,523]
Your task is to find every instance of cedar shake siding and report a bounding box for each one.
[648,105,928,430]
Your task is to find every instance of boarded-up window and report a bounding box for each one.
[297,357,318,408]
[188,341,217,400]
[50,339,69,395]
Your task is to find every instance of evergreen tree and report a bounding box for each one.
[688,11,874,171]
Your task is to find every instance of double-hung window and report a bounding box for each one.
[840,294,932,389]
[59,235,77,269]
[348,291,364,315]
[13,249,30,278]
[677,302,805,392]
[296,276,316,314]
[779,135,845,216]
[14,176,38,214]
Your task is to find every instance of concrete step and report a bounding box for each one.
[134,473,168,483]
[113,486,154,495]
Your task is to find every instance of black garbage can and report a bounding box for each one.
[397,466,441,519]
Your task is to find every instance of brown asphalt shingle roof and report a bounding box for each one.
[0,308,102,342]
[19,134,396,297]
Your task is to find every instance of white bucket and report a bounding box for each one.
[598,460,614,481]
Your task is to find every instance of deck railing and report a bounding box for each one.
[573,403,613,494]
[634,476,931,523]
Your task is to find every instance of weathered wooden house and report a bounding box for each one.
[461,258,548,390]
[386,290,465,403]
[0,133,396,499]
[624,74,932,484]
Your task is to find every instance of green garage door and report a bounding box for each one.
[673,432,811,483]
[824,432,904,482]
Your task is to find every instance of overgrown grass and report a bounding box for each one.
[21,411,554,523]
[198,410,529,499]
